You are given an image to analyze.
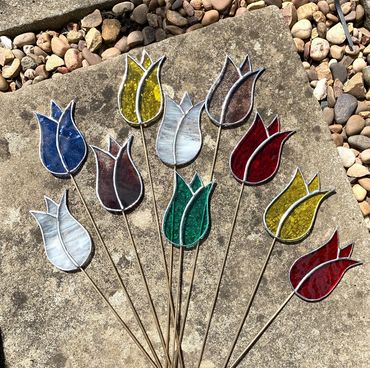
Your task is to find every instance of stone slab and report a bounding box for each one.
[0,0,123,37]
[0,7,369,368]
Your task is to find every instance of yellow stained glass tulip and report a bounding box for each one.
[118,50,165,127]
[264,168,334,243]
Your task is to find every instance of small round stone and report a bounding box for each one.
[127,31,144,48]
[348,135,370,150]
[167,10,188,26]
[0,74,8,92]
[85,28,102,52]
[330,62,347,84]
[337,146,356,168]
[210,0,232,11]
[353,58,367,73]
[202,10,219,26]
[36,33,52,53]
[102,19,121,43]
[291,19,312,39]
[131,4,149,24]
[347,163,369,177]
[358,177,370,191]
[101,47,121,60]
[353,184,367,201]
[334,93,358,124]
[51,36,70,57]
[64,48,83,71]
[45,54,65,72]
[346,115,365,136]
[113,2,135,15]
[115,36,129,53]
[313,78,327,100]
[362,66,370,86]
[359,201,370,216]
[82,47,102,65]
[326,23,346,44]
[21,56,37,71]
[2,58,21,78]
[360,148,370,164]
[13,32,36,47]
[332,133,344,146]
[81,9,103,28]
[310,37,329,61]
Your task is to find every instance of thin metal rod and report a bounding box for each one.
[122,210,169,367]
[196,182,245,367]
[165,166,177,367]
[222,237,278,367]
[70,175,159,364]
[174,124,223,366]
[140,125,184,368]
[209,125,222,181]
[229,291,295,368]
[80,267,158,367]
[172,247,184,364]
[335,0,354,50]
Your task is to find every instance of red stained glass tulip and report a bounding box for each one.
[90,136,143,212]
[290,230,361,302]
[230,112,295,185]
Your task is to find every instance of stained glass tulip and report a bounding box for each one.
[35,100,87,177]
[163,172,215,249]
[90,136,143,212]
[230,113,294,184]
[205,55,264,127]
[264,169,334,243]
[290,230,361,301]
[118,50,165,127]
[30,191,92,272]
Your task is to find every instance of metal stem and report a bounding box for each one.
[122,210,169,367]
[196,182,245,367]
[140,125,184,367]
[70,175,159,365]
[222,237,278,367]
[80,267,158,367]
[229,291,295,368]
[335,0,354,50]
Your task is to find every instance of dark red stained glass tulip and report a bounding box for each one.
[230,112,295,185]
[90,136,143,212]
[290,230,361,302]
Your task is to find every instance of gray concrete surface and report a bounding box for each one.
[0,0,122,36]
[0,7,369,367]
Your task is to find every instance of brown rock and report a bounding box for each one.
[51,36,70,57]
[211,0,232,11]
[81,47,102,65]
[81,9,102,28]
[360,149,370,164]
[293,38,305,53]
[313,10,325,23]
[343,72,366,99]
[115,36,129,53]
[131,4,149,25]
[317,1,329,14]
[45,54,64,72]
[331,132,344,146]
[281,3,297,28]
[202,10,220,26]
[0,74,8,92]
[101,47,121,60]
[316,61,332,80]
[13,32,36,47]
[329,124,343,134]
[323,107,334,124]
[127,31,144,48]
[2,58,21,78]
[346,115,365,136]
[327,85,336,107]
[102,19,121,43]
[64,48,83,71]
[85,28,102,52]
[317,22,327,38]
[347,163,369,177]
[333,79,344,98]
[330,45,345,60]
[35,64,49,79]
[0,47,14,66]
[297,2,318,20]
[167,10,188,26]
[356,101,370,114]
[359,201,370,216]
[358,177,370,191]
[353,184,367,201]
[292,0,308,8]
[361,126,370,137]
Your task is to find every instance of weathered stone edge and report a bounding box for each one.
[0,0,121,37]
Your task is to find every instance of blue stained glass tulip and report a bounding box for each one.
[35,100,87,177]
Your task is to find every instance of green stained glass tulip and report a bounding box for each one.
[163,172,215,249]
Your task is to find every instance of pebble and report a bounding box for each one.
[313,78,327,100]
[0,36,13,49]
[81,47,102,65]
[102,19,121,43]
[343,72,365,99]
[316,61,332,80]
[310,37,329,61]
[291,19,312,39]
[115,36,129,53]
[360,148,370,164]
[362,66,370,86]
[113,2,135,15]
[127,31,144,48]
[167,10,188,26]
[327,85,335,107]
[353,184,367,201]
[281,3,298,28]
[294,38,304,53]
[67,30,83,44]
[332,132,344,146]
[337,146,356,168]
[81,9,103,28]
[334,93,358,124]
[326,23,346,44]
[330,45,345,60]
[13,32,36,47]
[246,1,265,10]
[85,28,102,52]
[51,36,70,57]
[45,54,64,71]
[297,2,318,20]
[210,0,231,11]
[20,56,37,71]
[36,33,52,53]
[64,48,83,71]
[2,58,21,78]
[0,74,8,92]
[346,115,365,136]
[0,48,14,66]
[101,47,121,60]
[323,106,334,124]
[131,4,149,24]
[361,126,370,137]
[202,10,220,26]
[35,64,49,79]
[347,162,369,177]
[330,63,347,84]
[358,177,370,191]
[359,201,370,216]
[142,26,156,45]
[353,58,367,73]
[348,135,370,151]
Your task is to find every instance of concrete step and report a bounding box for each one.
[0,8,368,367]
